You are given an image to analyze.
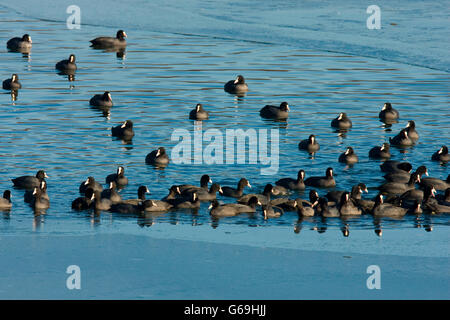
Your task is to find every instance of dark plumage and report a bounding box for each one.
[380,161,413,173]
[238,184,274,205]
[105,166,128,187]
[145,147,169,167]
[100,182,122,203]
[383,165,428,183]
[55,54,77,72]
[224,75,248,94]
[389,129,414,147]
[90,92,113,107]
[431,146,449,163]
[24,181,49,203]
[304,167,336,188]
[12,170,48,189]
[420,175,450,191]
[178,175,211,195]
[168,192,200,209]
[326,183,367,204]
[262,203,284,219]
[371,194,407,217]
[90,30,127,48]
[298,135,320,153]
[275,169,306,191]
[316,197,340,218]
[122,186,150,205]
[338,147,358,164]
[378,173,421,195]
[338,192,362,216]
[92,191,112,212]
[221,178,251,198]
[331,112,352,129]
[79,176,103,194]
[111,120,135,140]
[30,187,50,211]
[369,143,391,159]
[378,102,399,122]
[189,104,209,120]
[259,102,290,120]
[7,34,32,51]
[405,120,419,141]
[209,196,261,217]
[2,74,21,90]
[184,183,222,201]
[0,190,12,210]
[71,188,95,211]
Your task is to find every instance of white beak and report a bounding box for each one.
[219,187,223,194]
[44,173,49,178]
[247,182,252,188]
[156,149,161,157]
[121,121,127,128]
[32,188,37,195]
[84,178,89,185]
[146,187,150,193]
[208,203,213,210]
[209,179,213,184]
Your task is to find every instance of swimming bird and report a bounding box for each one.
[304,167,336,188]
[378,102,399,122]
[92,191,112,212]
[326,183,367,204]
[259,102,290,120]
[431,146,449,163]
[316,197,340,218]
[90,30,127,48]
[184,183,222,201]
[224,75,248,94]
[71,188,95,211]
[389,129,414,147]
[145,147,169,167]
[111,120,134,140]
[380,161,413,173]
[378,173,421,195]
[55,54,77,72]
[262,203,284,219]
[178,175,212,195]
[12,170,48,189]
[420,174,450,191]
[105,166,128,187]
[0,190,12,210]
[90,91,113,107]
[238,184,274,206]
[331,112,352,129]
[79,176,103,194]
[369,143,391,159]
[168,192,200,209]
[275,169,306,191]
[161,186,181,202]
[7,34,32,51]
[371,194,407,217]
[295,199,315,217]
[121,186,150,205]
[298,135,320,153]
[405,120,419,141]
[338,147,358,164]
[100,182,122,203]
[383,165,428,183]
[24,181,49,203]
[30,187,50,211]
[189,104,209,120]
[2,74,21,90]
[221,178,251,198]
[338,192,362,216]
[209,196,261,217]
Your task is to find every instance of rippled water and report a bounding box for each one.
[0,8,449,250]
